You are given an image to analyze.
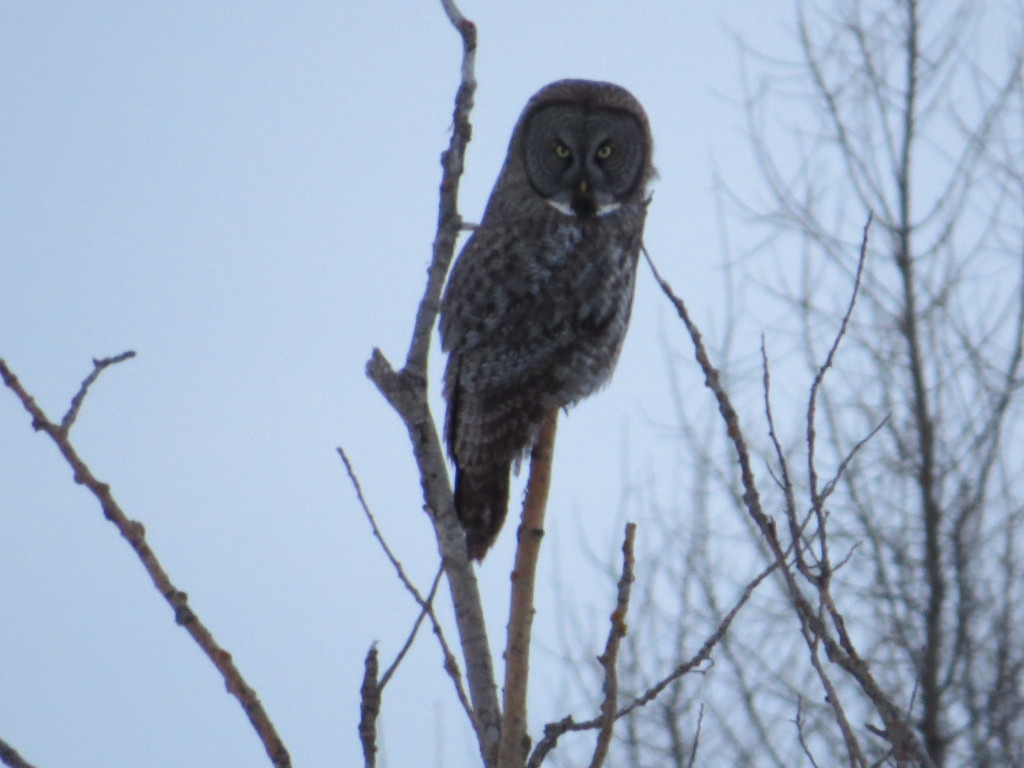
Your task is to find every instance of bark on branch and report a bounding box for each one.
[498,410,558,768]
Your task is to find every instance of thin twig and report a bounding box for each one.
[498,409,558,768]
[613,564,774,720]
[794,697,824,768]
[643,246,938,767]
[527,563,773,767]
[802,622,867,768]
[816,416,889,506]
[0,357,291,768]
[762,338,808,576]
[588,523,637,768]
[60,351,136,433]
[338,448,474,725]
[806,214,872,584]
[685,704,705,768]
[379,568,445,691]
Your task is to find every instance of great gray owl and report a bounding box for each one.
[439,79,654,560]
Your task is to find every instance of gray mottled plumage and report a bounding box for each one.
[439,79,654,560]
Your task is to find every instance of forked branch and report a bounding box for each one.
[0,354,291,768]
[364,1,501,764]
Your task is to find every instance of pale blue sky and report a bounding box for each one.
[1,3,795,766]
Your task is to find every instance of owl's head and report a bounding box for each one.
[506,79,654,219]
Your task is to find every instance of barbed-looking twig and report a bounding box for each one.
[804,213,873,592]
[364,1,502,764]
[497,410,558,768]
[0,354,291,768]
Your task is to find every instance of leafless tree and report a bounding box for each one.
[562,1,1024,767]
[0,3,783,767]
[9,2,1022,767]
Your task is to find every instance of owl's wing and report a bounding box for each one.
[440,223,569,463]
[440,226,552,359]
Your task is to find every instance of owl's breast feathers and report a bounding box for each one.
[441,210,641,350]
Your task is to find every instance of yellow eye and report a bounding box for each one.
[596,143,613,160]
[554,143,571,160]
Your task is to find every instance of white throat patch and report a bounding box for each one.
[544,199,621,217]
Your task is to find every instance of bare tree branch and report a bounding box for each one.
[364,3,501,764]
[528,561,773,767]
[614,563,774,723]
[359,645,380,768]
[338,447,473,723]
[587,522,637,768]
[405,0,478,380]
[644,241,938,766]
[684,704,704,768]
[0,355,291,768]
[807,214,872,513]
[378,568,445,692]
[60,350,136,432]
[498,409,558,768]
[591,2,1024,765]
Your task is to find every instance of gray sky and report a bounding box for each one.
[1,3,793,766]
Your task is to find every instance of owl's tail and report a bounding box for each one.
[454,463,511,561]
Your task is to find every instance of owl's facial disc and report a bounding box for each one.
[524,102,645,219]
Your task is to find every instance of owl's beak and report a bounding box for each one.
[570,177,597,217]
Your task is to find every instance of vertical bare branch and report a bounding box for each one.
[365,3,502,764]
[405,0,478,380]
[807,213,872,512]
[587,523,637,768]
[888,6,946,763]
[359,645,380,768]
[498,409,558,768]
